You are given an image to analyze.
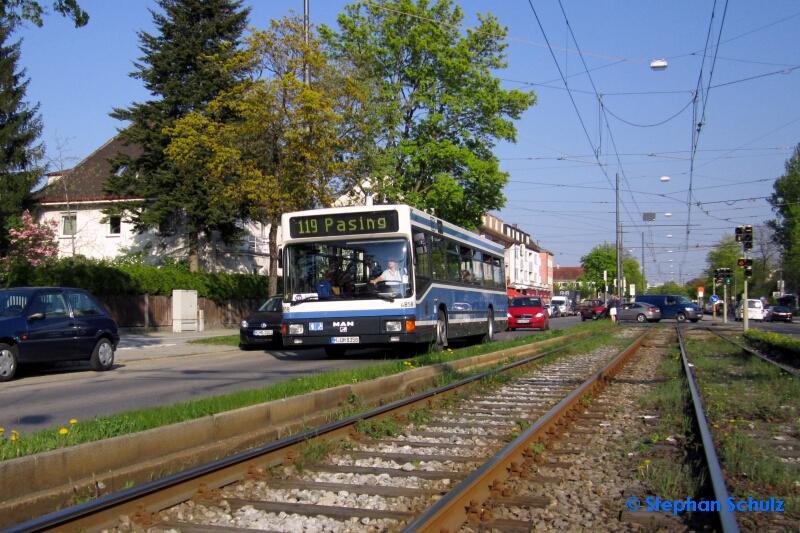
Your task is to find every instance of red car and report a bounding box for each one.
[507,297,550,331]
[580,298,606,321]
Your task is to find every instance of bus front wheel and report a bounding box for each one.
[434,309,448,352]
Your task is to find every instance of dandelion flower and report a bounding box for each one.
[645,460,651,464]
[713,424,719,428]
[59,428,68,435]
[70,419,78,425]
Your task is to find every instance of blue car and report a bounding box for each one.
[0,287,120,382]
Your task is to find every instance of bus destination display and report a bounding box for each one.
[289,211,399,238]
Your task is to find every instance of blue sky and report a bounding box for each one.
[16,1,800,288]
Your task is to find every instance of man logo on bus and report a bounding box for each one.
[333,321,354,327]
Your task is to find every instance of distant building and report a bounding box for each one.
[33,136,276,274]
[553,266,585,289]
[480,214,552,299]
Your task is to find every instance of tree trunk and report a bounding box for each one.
[189,231,199,272]
[268,216,280,296]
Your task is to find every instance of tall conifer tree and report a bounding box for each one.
[105,0,249,271]
[0,24,44,254]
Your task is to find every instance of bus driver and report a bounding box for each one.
[371,256,404,284]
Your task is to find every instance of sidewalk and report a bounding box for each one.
[115,328,239,362]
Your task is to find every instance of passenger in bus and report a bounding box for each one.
[371,256,403,284]
[461,270,472,283]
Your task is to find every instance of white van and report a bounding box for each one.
[550,296,571,316]
[735,299,764,321]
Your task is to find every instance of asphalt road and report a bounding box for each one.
[0,321,571,435]
[4,312,787,436]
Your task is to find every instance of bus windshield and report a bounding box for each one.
[285,238,413,302]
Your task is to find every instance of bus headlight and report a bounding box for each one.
[386,321,402,332]
[288,324,304,335]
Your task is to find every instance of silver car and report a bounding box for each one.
[618,302,661,323]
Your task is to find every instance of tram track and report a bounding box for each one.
[4,328,651,533]
[676,326,800,532]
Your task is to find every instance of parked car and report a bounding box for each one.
[579,299,606,321]
[550,296,571,316]
[618,302,661,323]
[634,295,703,323]
[765,305,792,323]
[240,295,284,349]
[735,299,764,322]
[507,297,549,331]
[544,303,560,318]
[0,287,119,382]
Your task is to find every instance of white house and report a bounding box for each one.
[34,136,278,275]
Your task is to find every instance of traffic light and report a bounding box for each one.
[725,268,732,284]
[737,258,746,267]
[743,225,754,250]
[735,226,744,243]
[713,268,719,281]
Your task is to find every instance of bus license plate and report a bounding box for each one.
[331,336,360,344]
[253,330,273,336]
[517,319,530,324]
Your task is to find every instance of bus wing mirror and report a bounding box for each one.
[277,247,283,269]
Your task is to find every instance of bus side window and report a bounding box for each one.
[493,256,503,287]
[483,255,495,287]
[431,235,447,281]
[471,251,483,285]
[413,231,431,289]
[445,240,461,282]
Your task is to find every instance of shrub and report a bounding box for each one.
[1,257,276,303]
[743,329,800,362]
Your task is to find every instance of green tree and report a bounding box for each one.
[0,0,88,29]
[646,281,689,297]
[578,243,641,298]
[104,0,250,272]
[0,24,44,254]
[768,145,800,295]
[706,234,741,299]
[164,15,362,295]
[320,0,536,229]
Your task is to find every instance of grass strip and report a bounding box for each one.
[0,321,614,461]
[742,329,800,363]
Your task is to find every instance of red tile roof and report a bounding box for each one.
[553,266,584,281]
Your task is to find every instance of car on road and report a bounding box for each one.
[618,302,661,323]
[634,294,703,323]
[765,305,792,323]
[735,298,764,322]
[240,296,284,349]
[579,299,606,321]
[507,297,549,331]
[0,287,119,382]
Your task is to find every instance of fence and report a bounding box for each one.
[96,294,263,331]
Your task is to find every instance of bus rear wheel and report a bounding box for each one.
[433,309,448,352]
[477,310,494,344]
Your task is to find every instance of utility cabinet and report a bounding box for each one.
[172,290,198,332]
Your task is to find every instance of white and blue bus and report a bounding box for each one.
[280,204,508,356]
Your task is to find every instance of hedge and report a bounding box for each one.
[1,258,278,304]
[742,329,800,363]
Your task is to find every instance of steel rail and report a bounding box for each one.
[677,327,741,533]
[705,327,800,378]
[400,327,652,533]
[4,334,600,533]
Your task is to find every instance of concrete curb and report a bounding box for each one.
[0,333,585,528]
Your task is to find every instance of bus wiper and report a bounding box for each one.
[374,292,395,303]
[290,296,318,306]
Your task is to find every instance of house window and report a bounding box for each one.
[109,216,121,235]
[62,214,76,236]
